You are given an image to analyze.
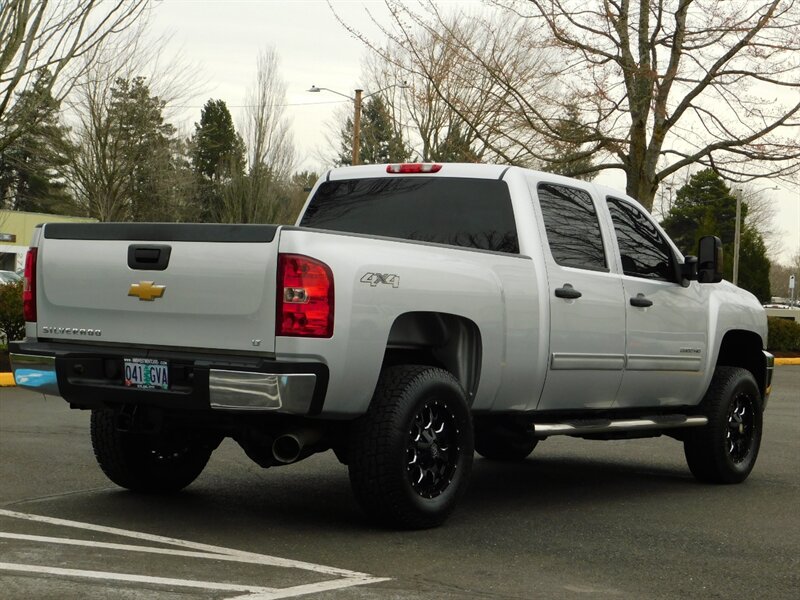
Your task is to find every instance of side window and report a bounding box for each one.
[537,183,607,271]
[607,197,677,282]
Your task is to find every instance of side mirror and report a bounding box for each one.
[698,236,723,283]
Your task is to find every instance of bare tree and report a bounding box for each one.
[66,21,200,221]
[0,0,150,154]
[348,6,562,166]
[501,0,800,209]
[219,47,295,224]
[341,0,800,211]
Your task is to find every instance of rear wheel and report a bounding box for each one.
[684,367,763,484]
[348,366,473,529]
[91,409,212,492]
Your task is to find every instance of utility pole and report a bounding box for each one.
[352,89,363,166]
[733,191,742,286]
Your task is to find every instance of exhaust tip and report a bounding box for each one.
[272,434,302,464]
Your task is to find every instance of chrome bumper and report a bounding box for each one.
[9,353,60,396]
[209,370,317,413]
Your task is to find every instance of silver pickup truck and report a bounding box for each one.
[10,163,774,528]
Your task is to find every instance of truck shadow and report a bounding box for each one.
[20,444,706,538]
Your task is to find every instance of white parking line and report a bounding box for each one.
[0,509,389,599]
[0,562,278,594]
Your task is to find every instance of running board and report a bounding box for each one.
[533,415,708,437]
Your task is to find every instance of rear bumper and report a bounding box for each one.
[9,341,329,416]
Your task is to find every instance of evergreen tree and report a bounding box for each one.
[191,99,245,179]
[661,169,770,301]
[429,124,479,163]
[108,77,177,221]
[546,104,596,180]
[190,99,245,220]
[338,96,409,165]
[0,70,74,214]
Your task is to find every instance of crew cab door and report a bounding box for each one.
[531,182,626,411]
[604,197,709,407]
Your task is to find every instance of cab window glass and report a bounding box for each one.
[537,183,607,271]
[303,177,519,253]
[607,197,677,282]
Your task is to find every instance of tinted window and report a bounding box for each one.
[607,197,676,282]
[537,183,607,271]
[301,177,519,253]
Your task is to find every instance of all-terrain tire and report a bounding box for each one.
[91,409,212,492]
[475,431,537,461]
[348,366,473,529]
[684,367,763,484]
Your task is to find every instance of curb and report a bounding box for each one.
[775,357,800,365]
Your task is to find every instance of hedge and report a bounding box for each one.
[0,280,24,343]
[768,316,800,352]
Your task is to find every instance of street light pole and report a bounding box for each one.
[733,193,743,286]
[352,89,363,166]
[308,82,407,166]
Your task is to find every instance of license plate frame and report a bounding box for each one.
[123,358,169,390]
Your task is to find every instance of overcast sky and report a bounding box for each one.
[149,0,799,265]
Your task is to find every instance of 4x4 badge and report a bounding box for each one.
[128,281,166,301]
[360,272,400,288]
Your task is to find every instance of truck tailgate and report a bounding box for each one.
[36,223,279,353]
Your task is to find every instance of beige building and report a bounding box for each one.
[0,210,96,272]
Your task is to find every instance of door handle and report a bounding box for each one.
[555,284,582,299]
[630,293,653,308]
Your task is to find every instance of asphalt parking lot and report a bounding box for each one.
[1,367,798,600]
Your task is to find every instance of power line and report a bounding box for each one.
[165,99,348,109]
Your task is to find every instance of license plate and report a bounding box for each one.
[124,358,169,390]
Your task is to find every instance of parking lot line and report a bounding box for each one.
[0,509,390,599]
[0,562,278,594]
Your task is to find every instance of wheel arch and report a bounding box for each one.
[715,329,768,398]
[382,311,482,404]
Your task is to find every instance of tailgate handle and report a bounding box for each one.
[128,244,172,271]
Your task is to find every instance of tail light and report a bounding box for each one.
[277,254,334,338]
[386,163,442,173]
[23,248,37,322]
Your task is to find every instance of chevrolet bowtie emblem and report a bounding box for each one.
[128,281,166,301]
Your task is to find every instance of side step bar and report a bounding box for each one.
[533,415,708,437]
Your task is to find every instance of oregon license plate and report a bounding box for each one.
[124,358,169,390]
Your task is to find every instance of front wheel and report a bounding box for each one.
[684,367,763,484]
[348,366,473,529]
[91,409,213,492]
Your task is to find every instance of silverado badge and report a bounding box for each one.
[128,281,166,301]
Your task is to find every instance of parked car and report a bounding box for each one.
[0,270,22,284]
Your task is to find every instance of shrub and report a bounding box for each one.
[767,316,800,352]
[0,280,25,342]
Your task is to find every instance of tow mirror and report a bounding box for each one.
[698,236,723,283]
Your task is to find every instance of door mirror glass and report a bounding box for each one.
[698,236,723,283]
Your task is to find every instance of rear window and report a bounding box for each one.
[301,177,519,253]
